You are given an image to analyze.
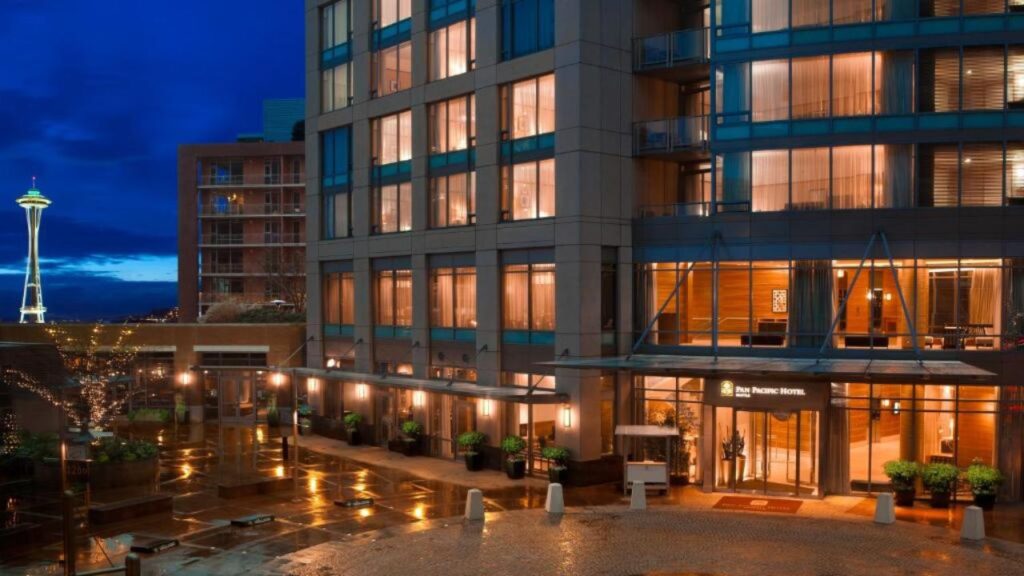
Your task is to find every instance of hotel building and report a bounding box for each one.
[302,0,1024,500]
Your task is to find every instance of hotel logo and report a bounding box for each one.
[720,380,735,397]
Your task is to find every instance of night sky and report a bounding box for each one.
[0,0,304,321]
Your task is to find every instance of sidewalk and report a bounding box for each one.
[296,434,549,491]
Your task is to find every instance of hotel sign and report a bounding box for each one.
[708,378,825,410]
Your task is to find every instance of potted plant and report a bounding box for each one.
[541,445,570,484]
[266,395,280,427]
[343,412,363,446]
[501,435,527,479]
[921,462,959,508]
[458,431,487,471]
[174,392,188,425]
[399,420,423,456]
[298,404,313,435]
[883,459,919,507]
[720,429,746,482]
[965,459,1003,510]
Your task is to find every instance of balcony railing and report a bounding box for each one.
[634,116,709,155]
[202,263,244,274]
[636,202,712,218]
[199,203,305,216]
[201,232,304,246]
[634,27,709,70]
[199,173,305,187]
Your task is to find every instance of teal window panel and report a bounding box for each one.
[962,112,1003,129]
[919,114,959,130]
[833,25,871,41]
[919,19,957,35]
[374,326,394,339]
[791,120,829,136]
[394,327,413,340]
[792,28,830,45]
[530,331,555,345]
[1008,111,1024,127]
[431,327,455,341]
[324,324,342,337]
[715,124,750,140]
[751,122,788,138]
[503,330,531,344]
[429,154,448,170]
[1010,15,1024,30]
[751,32,788,49]
[716,37,749,52]
[876,115,915,131]
[323,173,350,188]
[454,329,476,342]
[321,43,351,69]
[964,16,1004,33]
[833,117,872,133]
[876,22,914,38]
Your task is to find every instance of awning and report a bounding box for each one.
[540,354,995,384]
[290,367,568,405]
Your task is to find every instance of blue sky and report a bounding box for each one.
[0,0,304,320]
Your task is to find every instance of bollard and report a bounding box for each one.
[629,481,646,510]
[62,490,75,576]
[961,505,985,541]
[125,553,141,576]
[281,435,289,459]
[464,488,485,521]
[873,493,895,524]
[545,483,564,514]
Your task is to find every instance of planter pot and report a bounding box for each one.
[347,428,362,446]
[506,459,526,479]
[33,458,158,492]
[267,414,280,428]
[388,439,419,456]
[464,452,484,471]
[299,419,312,436]
[175,411,189,425]
[548,466,568,484]
[973,493,997,511]
[894,488,916,507]
[928,491,951,509]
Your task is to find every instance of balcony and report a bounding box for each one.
[198,172,305,187]
[201,263,244,275]
[636,202,712,219]
[634,28,709,83]
[634,116,709,160]
[199,203,305,217]
[200,232,304,246]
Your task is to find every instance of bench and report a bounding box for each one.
[88,493,173,524]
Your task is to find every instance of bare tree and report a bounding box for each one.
[261,246,306,312]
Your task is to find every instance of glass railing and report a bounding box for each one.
[636,202,712,218]
[199,203,305,216]
[199,173,305,186]
[634,116,709,154]
[201,233,304,245]
[634,27,709,70]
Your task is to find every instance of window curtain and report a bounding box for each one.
[531,264,556,330]
[394,270,413,326]
[512,162,538,219]
[968,268,999,333]
[447,20,469,77]
[792,56,830,119]
[503,266,530,329]
[429,27,448,81]
[448,97,469,151]
[341,274,354,323]
[430,177,448,227]
[432,270,454,327]
[377,272,394,325]
[1007,144,1024,201]
[513,77,538,138]
[1008,48,1024,106]
[961,144,1003,206]
[379,115,398,164]
[879,51,914,114]
[430,101,447,153]
[324,274,341,323]
[399,110,412,160]
[832,52,874,117]
[537,74,556,134]
[875,144,913,208]
[962,47,1005,111]
[398,182,412,231]
[751,0,787,33]
[538,158,555,218]
[791,260,833,347]
[448,174,468,225]
[752,150,788,212]
[455,268,477,328]
[832,145,873,209]
[791,148,830,209]
[833,0,876,24]
[791,0,828,28]
[752,60,789,121]
[379,185,398,232]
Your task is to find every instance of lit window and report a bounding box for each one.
[374,41,413,97]
[430,172,476,228]
[373,182,413,234]
[503,74,555,139]
[323,270,355,326]
[431,267,477,329]
[430,18,475,81]
[321,63,351,112]
[376,268,412,327]
[503,262,555,331]
[502,159,554,221]
[321,0,350,51]
[373,110,413,165]
[375,0,411,29]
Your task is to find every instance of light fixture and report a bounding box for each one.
[179,372,191,386]
[326,357,338,368]
[881,398,891,408]
[892,401,901,415]
[413,390,425,408]
[561,404,572,429]
[482,399,493,417]
[837,269,845,278]
[271,372,284,387]
[356,383,368,399]
[307,377,318,392]
[884,293,892,301]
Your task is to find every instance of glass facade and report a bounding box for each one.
[430,266,477,329]
[430,18,476,80]
[501,0,554,60]
[321,126,352,239]
[376,268,413,330]
[503,262,556,332]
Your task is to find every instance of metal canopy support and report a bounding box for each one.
[629,234,718,359]
[879,232,923,364]
[817,232,878,361]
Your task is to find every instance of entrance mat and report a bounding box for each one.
[713,496,802,514]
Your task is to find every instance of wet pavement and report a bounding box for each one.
[2,423,1024,575]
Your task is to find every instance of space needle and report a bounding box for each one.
[17,177,51,323]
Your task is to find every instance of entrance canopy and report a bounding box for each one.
[541,354,995,384]
[292,367,568,405]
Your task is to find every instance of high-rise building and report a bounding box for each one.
[178,142,306,320]
[302,0,1024,501]
[17,179,50,324]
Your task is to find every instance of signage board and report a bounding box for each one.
[706,378,826,410]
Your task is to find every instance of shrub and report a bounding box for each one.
[921,463,959,493]
[457,431,486,453]
[883,460,919,492]
[200,301,246,323]
[174,392,187,417]
[14,432,59,461]
[236,307,305,323]
[401,420,423,438]
[965,460,1003,496]
[501,435,527,461]
[128,408,170,423]
[343,412,363,430]
[541,445,570,468]
[92,437,158,463]
[298,404,313,417]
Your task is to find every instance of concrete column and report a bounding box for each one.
[411,254,430,376]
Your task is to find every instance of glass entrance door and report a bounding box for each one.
[717,408,819,496]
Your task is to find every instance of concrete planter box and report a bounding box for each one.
[33,458,159,491]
